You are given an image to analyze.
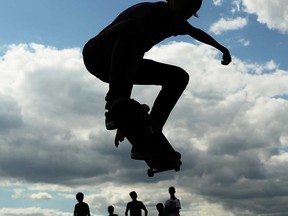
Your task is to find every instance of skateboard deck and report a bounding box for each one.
[110,98,182,177]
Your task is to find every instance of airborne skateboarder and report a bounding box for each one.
[82,0,232,156]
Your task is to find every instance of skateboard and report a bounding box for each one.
[110,98,182,177]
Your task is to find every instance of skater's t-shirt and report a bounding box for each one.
[101,1,192,53]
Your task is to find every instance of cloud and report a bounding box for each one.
[241,0,288,33]
[209,17,248,35]
[0,207,70,216]
[11,189,24,199]
[212,0,224,6]
[1,42,288,216]
[231,0,242,13]
[31,192,53,200]
[238,38,250,46]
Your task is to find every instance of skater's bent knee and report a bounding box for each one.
[177,68,189,87]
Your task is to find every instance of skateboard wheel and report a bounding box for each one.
[174,166,180,172]
[147,169,154,177]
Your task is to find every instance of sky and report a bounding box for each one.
[0,0,288,215]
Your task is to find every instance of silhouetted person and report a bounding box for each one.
[125,191,148,216]
[108,205,119,216]
[74,192,91,216]
[165,187,181,216]
[156,203,168,216]
[83,0,231,156]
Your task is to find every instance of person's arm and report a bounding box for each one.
[177,199,181,211]
[187,26,232,65]
[87,204,91,216]
[74,204,77,216]
[164,201,169,213]
[143,206,148,216]
[125,204,129,216]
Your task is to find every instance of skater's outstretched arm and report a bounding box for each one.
[188,26,232,65]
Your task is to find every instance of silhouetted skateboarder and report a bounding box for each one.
[83,0,231,155]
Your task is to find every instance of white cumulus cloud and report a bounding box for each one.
[213,0,224,6]
[241,0,288,33]
[209,17,248,35]
[31,192,53,200]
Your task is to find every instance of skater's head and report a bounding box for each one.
[129,191,138,200]
[167,0,202,19]
[76,192,84,202]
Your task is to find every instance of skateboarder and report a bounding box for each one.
[83,0,231,131]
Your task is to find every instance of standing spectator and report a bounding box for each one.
[156,203,168,216]
[165,187,181,216]
[74,192,91,216]
[108,205,118,216]
[125,191,148,216]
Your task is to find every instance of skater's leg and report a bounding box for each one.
[82,26,117,83]
[134,59,189,129]
[83,20,144,110]
[105,20,145,110]
[83,20,145,130]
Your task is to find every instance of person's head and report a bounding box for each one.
[76,192,84,202]
[129,191,137,200]
[108,205,114,214]
[167,0,202,20]
[168,186,176,195]
[156,203,165,212]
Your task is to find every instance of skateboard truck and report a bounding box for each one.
[147,165,181,177]
[147,152,182,177]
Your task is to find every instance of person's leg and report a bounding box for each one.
[134,59,189,129]
[128,59,189,159]
[83,24,189,130]
[82,30,114,83]
[105,20,145,110]
[83,20,144,129]
[82,19,144,86]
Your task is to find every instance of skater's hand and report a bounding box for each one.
[221,48,232,65]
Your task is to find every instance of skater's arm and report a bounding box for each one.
[188,26,232,65]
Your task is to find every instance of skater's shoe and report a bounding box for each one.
[105,100,149,130]
[105,111,117,130]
